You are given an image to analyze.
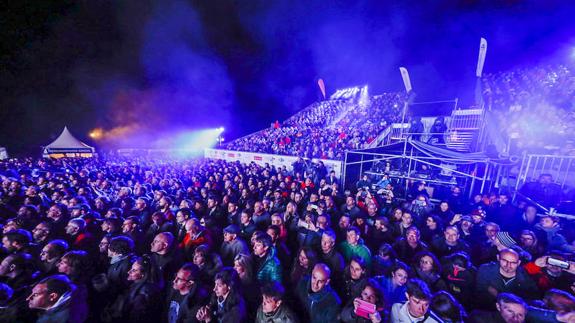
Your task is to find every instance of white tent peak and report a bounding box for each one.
[43,126,95,158]
[46,127,93,149]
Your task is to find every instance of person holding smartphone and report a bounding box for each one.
[523,253,575,292]
[341,279,386,323]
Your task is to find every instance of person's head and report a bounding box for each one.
[539,215,558,229]
[415,251,440,274]
[57,250,90,281]
[193,245,210,266]
[32,222,52,243]
[519,230,537,247]
[2,229,31,252]
[108,236,135,257]
[65,218,85,236]
[27,275,72,310]
[41,239,69,263]
[176,208,191,225]
[240,210,252,225]
[402,212,413,226]
[431,291,465,322]
[260,282,286,314]
[426,216,439,230]
[392,208,403,221]
[122,216,139,233]
[346,227,361,246]
[405,279,432,318]
[391,262,410,287]
[339,214,351,229]
[172,263,199,295]
[266,225,280,243]
[543,289,575,314]
[150,232,174,254]
[498,249,521,277]
[439,201,449,212]
[127,255,158,283]
[360,279,385,309]
[298,247,317,270]
[348,257,367,280]
[444,226,460,246]
[213,269,236,298]
[496,293,527,323]
[99,235,111,254]
[310,263,331,293]
[406,227,420,245]
[485,222,500,240]
[0,253,33,278]
[321,230,337,254]
[253,234,272,257]
[233,253,253,280]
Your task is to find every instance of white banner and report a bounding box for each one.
[204,148,343,178]
[399,67,412,93]
[476,38,488,77]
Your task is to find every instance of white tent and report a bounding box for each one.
[42,127,96,158]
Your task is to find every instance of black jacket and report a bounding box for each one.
[165,283,209,323]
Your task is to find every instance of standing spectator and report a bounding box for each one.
[295,263,341,323]
[390,279,440,323]
[253,234,282,284]
[475,249,538,310]
[255,282,299,323]
[340,227,372,268]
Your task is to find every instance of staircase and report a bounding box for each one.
[445,109,484,152]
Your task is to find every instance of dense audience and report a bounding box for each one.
[482,64,575,154]
[0,156,575,322]
[225,93,404,159]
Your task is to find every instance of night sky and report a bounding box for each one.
[1,0,574,155]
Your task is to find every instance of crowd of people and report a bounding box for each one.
[225,93,404,160]
[0,156,575,322]
[482,64,575,155]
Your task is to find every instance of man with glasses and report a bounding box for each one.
[475,249,538,310]
[165,263,209,323]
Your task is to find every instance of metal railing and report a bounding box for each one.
[515,154,575,191]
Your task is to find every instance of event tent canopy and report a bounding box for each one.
[42,127,95,158]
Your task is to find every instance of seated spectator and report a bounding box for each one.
[255,282,298,323]
[150,232,183,285]
[39,239,69,276]
[193,244,223,286]
[196,269,247,323]
[220,225,250,267]
[390,278,441,323]
[295,263,341,323]
[165,263,209,323]
[27,274,86,323]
